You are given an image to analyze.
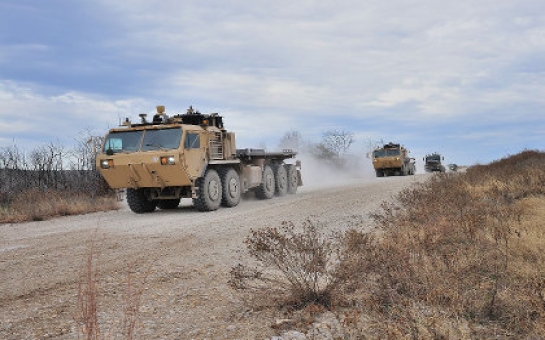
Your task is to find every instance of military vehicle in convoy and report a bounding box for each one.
[370,142,416,177]
[96,106,302,213]
[424,153,446,172]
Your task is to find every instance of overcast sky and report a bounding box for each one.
[1,0,543,166]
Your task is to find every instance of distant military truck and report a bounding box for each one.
[424,153,446,172]
[371,142,416,177]
[96,106,302,213]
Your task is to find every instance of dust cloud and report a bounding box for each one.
[294,152,377,192]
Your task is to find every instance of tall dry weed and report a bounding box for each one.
[75,232,149,340]
[76,234,102,340]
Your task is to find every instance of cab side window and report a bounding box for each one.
[184,133,200,149]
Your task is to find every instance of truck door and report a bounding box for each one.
[183,131,206,179]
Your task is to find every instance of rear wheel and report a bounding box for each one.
[375,169,384,177]
[256,165,275,199]
[286,164,298,194]
[126,188,157,213]
[273,164,288,196]
[220,168,241,207]
[194,169,222,211]
[157,199,180,210]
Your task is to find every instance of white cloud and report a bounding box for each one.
[0,81,148,148]
[1,0,544,165]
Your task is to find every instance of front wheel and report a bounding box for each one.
[193,169,222,211]
[126,188,157,213]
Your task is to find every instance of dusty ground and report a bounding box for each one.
[0,174,424,340]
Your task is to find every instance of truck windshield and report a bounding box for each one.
[141,128,182,151]
[373,149,401,158]
[103,128,182,154]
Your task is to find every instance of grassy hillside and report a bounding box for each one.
[234,150,545,339]
[351,150,545,338]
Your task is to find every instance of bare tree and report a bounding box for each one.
[278,131,302,152]
[363,138,385,158]
[71,134,106,196]
[308,142,337,161]
[0,145,29,198]
[321,130,354,158]
[0,136,110,202]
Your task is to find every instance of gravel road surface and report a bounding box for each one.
[1,174,425,339]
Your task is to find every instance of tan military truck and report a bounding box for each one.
[370,142,416,177]
[96,106,302,213]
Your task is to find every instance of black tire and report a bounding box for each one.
[193,169,222,211]
[285,164,298,194]
[375,169,384,177]
[220,168,241,207]
[255,165,275,199]
[126,188,157,213]
[157,199,180,210]
[273,164,288,196]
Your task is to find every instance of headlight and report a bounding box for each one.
[100,159,114,169]
[160,156,176,165]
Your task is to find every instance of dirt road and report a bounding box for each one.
[0,174,424,340]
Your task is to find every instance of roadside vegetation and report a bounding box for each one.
[0,138,118,222]
[76,232,149,340]
[231,150,545,339]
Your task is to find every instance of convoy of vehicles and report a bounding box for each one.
[370,142,416,177]
[424,152,446,172]
[95,105,459,211]
[96,106,302,213]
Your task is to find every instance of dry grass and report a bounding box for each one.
[75,232,150,340]
[233,150,545,339]
[76,235,102,340]
[0,189,119,223]
[346,150,545,339]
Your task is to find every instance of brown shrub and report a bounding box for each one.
[230,220,346,309]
